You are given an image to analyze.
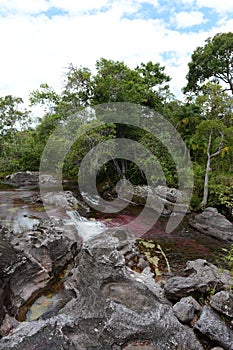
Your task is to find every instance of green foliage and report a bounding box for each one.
[184,32,233,95]
[0,47,232,216]
[92,58,170,109]
[222,245,233,271]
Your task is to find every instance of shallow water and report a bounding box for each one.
[0,187,229,270]
[96,206,229,271]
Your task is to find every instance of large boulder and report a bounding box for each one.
[118,185,190,216]
[189,207,233,242]
[0,220,79,332]
[4,171,39,187]
[194,306,233,350]
[164,259,233,300]
[4,172,59,189]
[34,190,90,216]
[0,228,204,350]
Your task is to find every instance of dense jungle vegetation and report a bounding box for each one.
[0,32,232,216]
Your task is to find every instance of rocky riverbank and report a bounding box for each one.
[0,173,233,349]
[0,223,232,349]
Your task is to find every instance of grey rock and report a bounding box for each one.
[1,228,204,349]
[164,259,233,300]
[60,229,203,349]
[0,315,77,350]
[155,185,188,204]
[0,221,78,328]
[189,207,233,242]
[123,343,158,350]
[210,291,233,318]
[137,257,150,270]
[173,296,201,323]
[41,190,82,209]
[194,306,233,350]
[119,185,190,215]
[34,190,91,216]
[4,171,38,187]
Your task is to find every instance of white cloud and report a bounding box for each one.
[178,0,196,5]
[172,10,206,28]
[196,0,233,13]
[0,0,232,105]
[0,0,49,15]
[0,0,159,17]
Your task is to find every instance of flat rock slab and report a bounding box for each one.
[189,207,233,242]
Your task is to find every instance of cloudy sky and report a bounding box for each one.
[0,0,233,103]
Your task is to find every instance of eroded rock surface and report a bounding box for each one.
[164,259,233,300]
[118,185,190,215]
[173,296,201,323]
[189,207,233,242]
[1,223,233,349]
[0,229,204,350]
[210,291,233,318]
[0,221,79,333]
[4,171,39,188]
[194,306,233,350]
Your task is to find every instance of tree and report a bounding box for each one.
[184,32,233,95]
[92,58,171,109]
[0,95,30,172]
[195,120,225,207]
[189,82,233,207]
[196,82,233,126]
[61,63,93,113]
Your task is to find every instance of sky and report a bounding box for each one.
[0,0,233,104]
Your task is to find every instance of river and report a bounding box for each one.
[0,184,228,272]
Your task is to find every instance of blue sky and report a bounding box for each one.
[0,0,232,102]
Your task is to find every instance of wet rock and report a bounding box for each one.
[0,288,5,326]
[0,314,19,337]
[11,225,77,311]
[210,291,233,318]
[189,207,233,242]
[38,190,90,215]
[0,221,78,329]
[4,171,38,188]
[155,185,187,204]
[164,259,233,300]
[194,306,233,349]
[173,296,201,323]
[4,172,60,189]
[0,227,207,349]
[118,185,190,215]
[0,233,20,325]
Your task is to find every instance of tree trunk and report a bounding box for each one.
[200,130,224,208]
[201,131,212,208]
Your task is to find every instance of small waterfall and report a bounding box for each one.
[66,210,106,242]
[67,209,86,222]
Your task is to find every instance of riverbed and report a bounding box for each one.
[0,185,228,272]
